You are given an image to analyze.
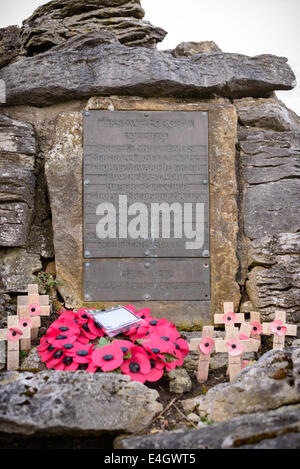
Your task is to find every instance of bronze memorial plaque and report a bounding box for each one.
[83,110,210,302]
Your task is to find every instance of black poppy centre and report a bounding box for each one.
[129,362,141,373]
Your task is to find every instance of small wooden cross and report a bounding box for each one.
[249,311,262,346]
[214,302,245,331]
[17,284,51,341]
[262,311,297,350]
[0,316,31,370]
[190,326,215,383]
[214,326,260,382]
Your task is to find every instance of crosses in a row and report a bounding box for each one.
[190,303,297,384]
[0,284,52,370]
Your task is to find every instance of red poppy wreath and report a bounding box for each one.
[37,306,189,383]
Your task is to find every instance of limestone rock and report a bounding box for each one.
[239,129,300,239]
[246,233,300,317]
[115,404,300,449]
[0,370,162,436]
[168,368,192,394]
[0,113,36,155]
[0,37,296,106]
[182,349,300,422]
[0,340,5,370]
[20,0,166,54]
[20,347,46,371]
[0,113,36,246]
[45,112,83,305]
[172,41,222,57]
[0,248,42,293]
[0,26,21,69]
[235,97,300,131]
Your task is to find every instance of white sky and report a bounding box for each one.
[1,0,299,115]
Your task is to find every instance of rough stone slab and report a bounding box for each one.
[114,404,300,449]
[235,97,300,131]
[246,233,300,318]
[0,34,296,106]
[0,113,36,155]
[0,370,162,436]
[0,156,36,247]
[239,130,300,239]
[20,0,166,53]
[181,349,299,422]
[0,249,42,293]
[0,26,20,69]
[171,41,222,57]
[0,341,5,370]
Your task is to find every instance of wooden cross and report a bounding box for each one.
[262,311,297,350]
[214,302,245,331]
[190,326,215,383]
[214,326,260,382]
[249,311,262,346]
[17,284,51,341]
[0,316,31,370]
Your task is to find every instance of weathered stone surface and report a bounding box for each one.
[168,368,192,394]
[20,347,46,371]
[246,233,300,318]
[0,26,21,69]
[171,41,222,57]
[0,370,162,436]
[239,129,300,239]
[0,37,296,106]
[182,349,300,422]
[0,248,42,293]
[235,97,300,131]
[45,112,83,306]
[20,0,166,54]
[0,341,5,370]
[115,404,300,449]
[0,164,36,247]
[0,113,36,155]
[0,113,36,246]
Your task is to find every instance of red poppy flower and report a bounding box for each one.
[135,307,152,320]
[173,337,189,359]
[199,337,214,355]
[91,344,123,371]
[154,323,180,343]
[250,321,262,336]
[142,335,174,359]
[38,343,57,362]
[19,318,32,329]
[49,317,80,336]
[270,320,287,336]
[71,343,93,364]
[37,335,49,352]
[222,312,237,325]
[55,356,79,371]
[44,349,65,369]
[7,327,23,342]
[86,317,105,338]
[76,309,92,325]
[143,358,165,382]
[112,339,134,355]
[58,309,77,320]
[121,346,151,383]
[226,339,243,356]
[28,303,41,317]
[47,329,78,348]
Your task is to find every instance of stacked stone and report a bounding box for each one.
[20,0,167,55]
[0,0,299,327]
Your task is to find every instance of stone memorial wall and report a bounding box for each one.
[0,0,299,329]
